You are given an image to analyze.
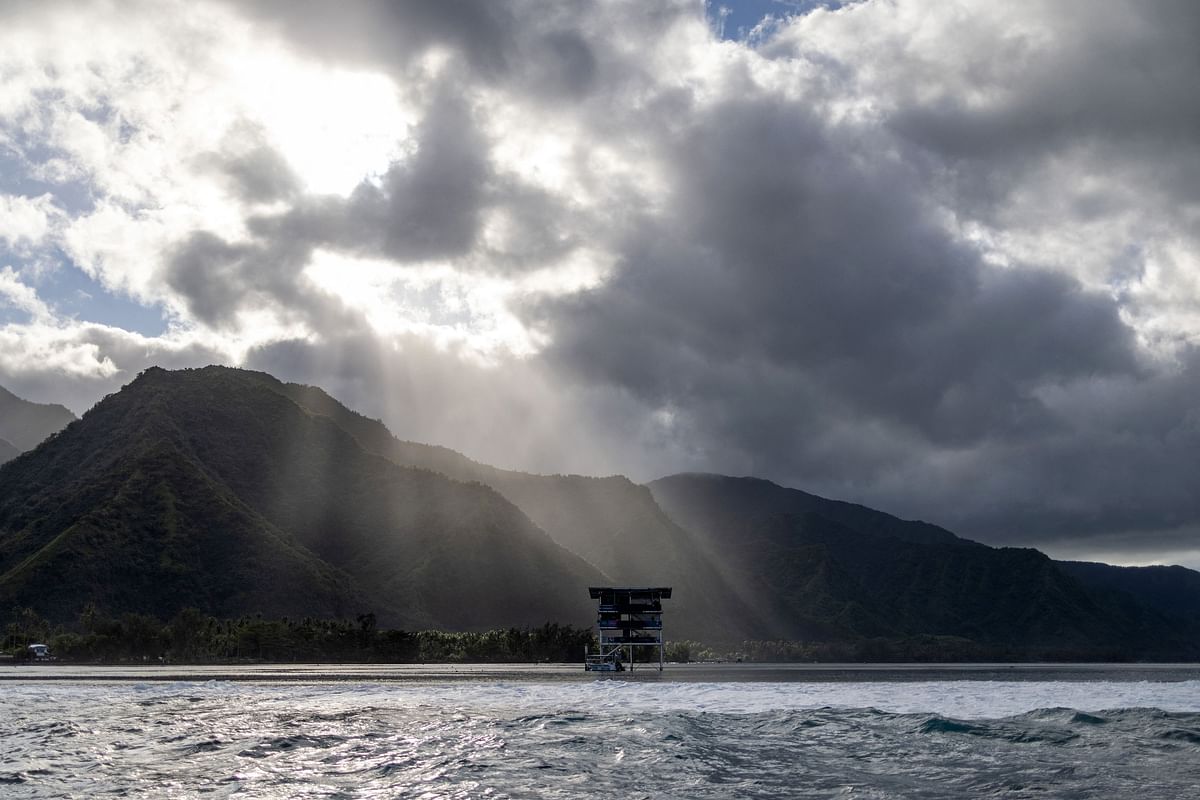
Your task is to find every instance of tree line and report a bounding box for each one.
[5,606,1137,664]
[3,605,594,664]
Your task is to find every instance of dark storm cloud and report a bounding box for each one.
[165,229,361,335]
[228,0,517,77]
[535,92,1140,462]
[165,232,248,327]
[309,86,491,263]
[369,95,489,261]
[196,141,300,204]
[165,231,321,328]
[531,31,597,97]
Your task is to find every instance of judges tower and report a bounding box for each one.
[584,586,671,671]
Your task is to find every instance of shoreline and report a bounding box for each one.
[4,661,1200,683]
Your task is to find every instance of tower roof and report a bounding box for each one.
[588,586,672,599]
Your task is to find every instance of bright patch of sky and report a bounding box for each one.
[217,48,411,196]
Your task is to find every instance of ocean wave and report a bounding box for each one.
[4,681,1200,798]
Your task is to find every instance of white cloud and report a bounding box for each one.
[0,266,52,322]
[0,321,119,379]
[0,194,59,248]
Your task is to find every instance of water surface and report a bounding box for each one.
[3,664,1199,798]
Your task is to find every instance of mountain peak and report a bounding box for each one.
[0,365,600,629]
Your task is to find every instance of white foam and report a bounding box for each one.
[6,675,1200,720]
[255,679,1200,719]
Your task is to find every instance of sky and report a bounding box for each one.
[2,0,1200,567]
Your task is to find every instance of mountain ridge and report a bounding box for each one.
[1057,560,1200,622]
[0,384,76,452]
[648,472,1197,657]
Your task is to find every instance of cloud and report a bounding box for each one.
[0,194,60,247]
[764,0,1200,348]
[165,231,311,330]
[0,321,229,412]
[257,82,494,265]
[194,125,301,204]
[227,0,519,78]
[531,86,1142,472]
[0,267,53,322]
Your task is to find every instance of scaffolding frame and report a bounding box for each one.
[585,587,672,672]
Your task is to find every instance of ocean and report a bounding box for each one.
[2,664,1199,798]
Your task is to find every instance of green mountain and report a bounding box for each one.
[0,438,18,466]
[648,473,1195,658]
[0,385,76,452]
[0,366,600,629]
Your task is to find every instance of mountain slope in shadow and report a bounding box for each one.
[0,367,599,629]
[648,473,1194,657]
